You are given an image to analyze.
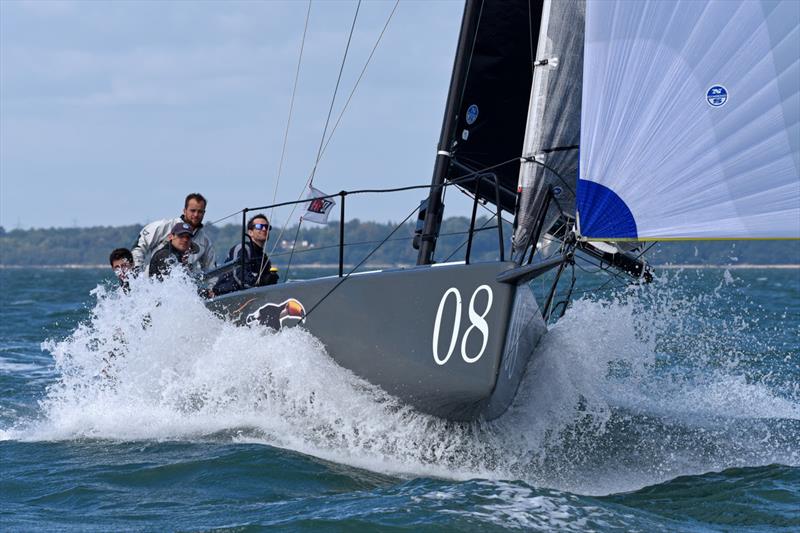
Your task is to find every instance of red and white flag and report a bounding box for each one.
[301,185,336,225]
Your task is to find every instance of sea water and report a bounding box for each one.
[0,267,797,531]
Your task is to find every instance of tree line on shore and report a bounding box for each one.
[0,219,797,267]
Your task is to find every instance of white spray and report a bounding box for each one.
[8,269,799,495]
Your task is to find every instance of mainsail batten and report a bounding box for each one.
[578,0,800,240]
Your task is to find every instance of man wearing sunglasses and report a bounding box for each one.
[131,193,216,273]
[213,213,278,296]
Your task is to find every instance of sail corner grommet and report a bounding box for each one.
[532,57,559,70]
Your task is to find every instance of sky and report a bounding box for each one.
[0,0,471,230]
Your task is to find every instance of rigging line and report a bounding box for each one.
[570,254,632,294]
[247,170,521,212]
[504,254,577,356]
[283,220,304,282]
[574,253,627,278]
[208,209,244,227]
[269,0,400,257]
[442,213,499,263]
[263,167,509,258]
[441,170,449,208]
[448,155,522,184]
[548,279,633,302]
[550,194,568,218]
[267,225,500,259]
[635,241,658,260]
[584,263,631,294]
[466,192,517,238]
[310,0,362,185]
[303,203,421,320]
[521,156,576,197]
[317,0,399,161]
[259,2,313,284]
[453,154,522,199]
[466,189,517,228]
[249,175,512,213]
[539,226,571,262]
[270,0,312,224]
[573,259,604,275]
[556,261,577,319]
[527,0,535,72]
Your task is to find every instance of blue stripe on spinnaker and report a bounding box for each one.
[576,179,638,238]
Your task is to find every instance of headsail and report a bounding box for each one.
[578,0,800,240]
[512,0,586,261]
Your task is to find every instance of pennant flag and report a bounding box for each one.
[301,185,336,225]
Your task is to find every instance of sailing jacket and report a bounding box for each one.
[148,243,190,280]
[132,216,215,273]
[212,239,278,296]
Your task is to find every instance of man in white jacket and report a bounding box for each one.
[131,193,216,273]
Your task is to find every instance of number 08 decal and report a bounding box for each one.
[432,285,493,365]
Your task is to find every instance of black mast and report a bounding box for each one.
[416,0,483,266]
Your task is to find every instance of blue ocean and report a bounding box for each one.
[1,267,798,532]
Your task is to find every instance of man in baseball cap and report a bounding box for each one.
[148,222,199,280]
[132,193,215,273]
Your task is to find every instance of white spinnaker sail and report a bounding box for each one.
[578,0,799,240]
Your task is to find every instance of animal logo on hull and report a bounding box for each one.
[246,298,306,330]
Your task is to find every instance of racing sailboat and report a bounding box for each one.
[206,0,799,422]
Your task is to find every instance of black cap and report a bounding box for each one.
[171,222,193,236]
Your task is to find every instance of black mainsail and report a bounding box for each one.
[417,0,544,265]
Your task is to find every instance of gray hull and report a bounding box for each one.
[207,261,546,421]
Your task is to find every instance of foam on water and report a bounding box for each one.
[408,481,635,531]
[492,270,800,493]
[5,269,799,496]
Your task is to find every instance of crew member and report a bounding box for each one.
[109,248,134,291]
[213,213,278,296]
[148,223,198,280]
[132,193,215,273]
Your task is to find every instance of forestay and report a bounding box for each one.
[578,0,800,240]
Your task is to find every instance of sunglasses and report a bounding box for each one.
[250,223,270,231]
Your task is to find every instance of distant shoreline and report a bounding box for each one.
[0,263,408,270]
[655,264,799,269]
[1,263,798,270]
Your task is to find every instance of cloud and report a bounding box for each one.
[0,0,464,228]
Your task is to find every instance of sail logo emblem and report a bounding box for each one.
[706,85,728,107]
[466,104,479,125]
[308,197,334,215]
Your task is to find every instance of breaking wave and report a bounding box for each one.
[6,269,799,495]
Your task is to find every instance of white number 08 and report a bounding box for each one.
[432,285,493,365]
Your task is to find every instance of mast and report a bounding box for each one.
[416,0,483,266]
